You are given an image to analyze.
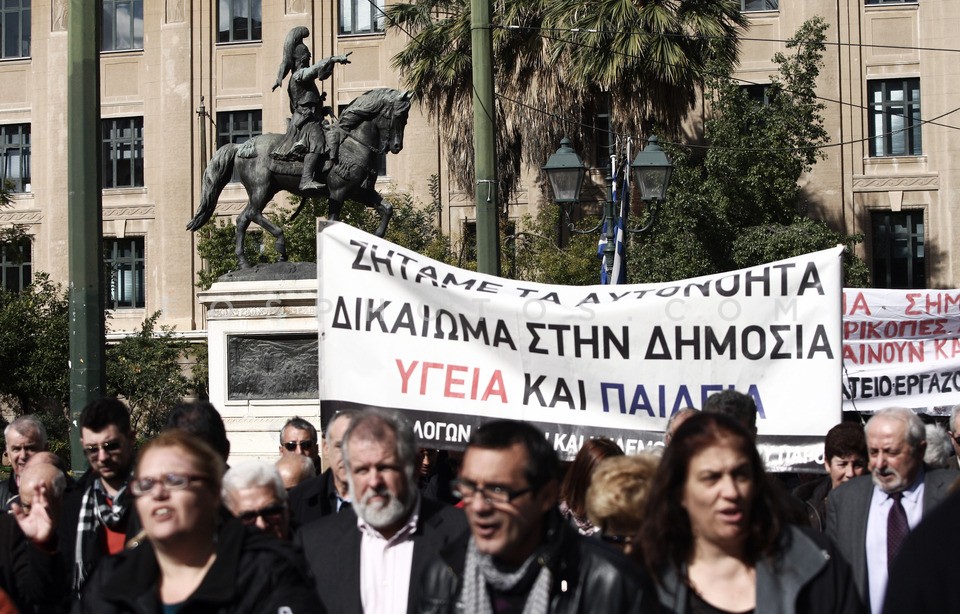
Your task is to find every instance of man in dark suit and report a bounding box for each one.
[287,409,358,527]
[294,408,467,613]
[827,407,956,613]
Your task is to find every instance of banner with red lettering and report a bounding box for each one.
[318,222,844,471]
[842,289,960,413]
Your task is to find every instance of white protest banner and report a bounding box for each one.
[318,222,843,470]
[842,288,960,413]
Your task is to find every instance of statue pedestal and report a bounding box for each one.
[198,271,319,463]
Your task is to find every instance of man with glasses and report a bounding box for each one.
[279,416,320,473]
[419,420,655,613]
[223,461,291,540]
[287,410,357,526]
[58,398,141,597]
[295,407,467,613]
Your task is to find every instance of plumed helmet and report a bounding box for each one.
[274,26,311,88]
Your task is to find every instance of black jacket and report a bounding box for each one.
[296,495,468,614]
[287,467,340,528]
[74,518,319,614]
[58,469,143,597]
[0,514,67,612]
[791,475,832,532]
[417,511,658,614]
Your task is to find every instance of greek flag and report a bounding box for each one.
[599,170,628,285]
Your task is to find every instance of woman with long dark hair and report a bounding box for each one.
[639,413,863,614]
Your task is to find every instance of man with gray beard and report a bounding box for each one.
[295,408,467,614]
[827,407,957,614]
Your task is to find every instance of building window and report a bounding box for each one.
[871,211,925,289]
[218,0,262,43]
[340,0,384,35]
[102,0,143,51]
[102,117,144,188]
[742,84,772,106]
[104,237,145,309]
[0,124,30,193]
[217,110,262,182]
[338,104,386,175]
[1,0,30,59]
[741,0,778,11]
[0,239,31,293]
[868,79,921,157]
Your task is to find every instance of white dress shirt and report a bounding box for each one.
[358,497,421,614]
[864,472,924,614]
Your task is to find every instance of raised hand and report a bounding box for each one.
[11,484,57,549]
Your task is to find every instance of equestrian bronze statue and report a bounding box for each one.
[186,27,412,268]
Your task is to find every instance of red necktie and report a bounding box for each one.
[887,492,909,568]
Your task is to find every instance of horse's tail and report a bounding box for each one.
[186,143,238,232]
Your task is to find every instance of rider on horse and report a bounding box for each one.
[270,27,351,191]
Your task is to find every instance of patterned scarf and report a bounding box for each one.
[73,478,131,593]
[460,537,553,614]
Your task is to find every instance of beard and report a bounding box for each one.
[871,465,907,493]
[353,484,413,530]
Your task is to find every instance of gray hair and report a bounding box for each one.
[4,415,48,449]
[341,407,416,486]
[924,424,953,469]
[950,404,960,433]
[279,417,317,444]
[222,461,287,507]
[866,407,925,453]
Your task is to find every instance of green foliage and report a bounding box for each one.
[0,272,71,456]
[507,207,603,286]
[0,272,70,407]
[106,311,192,439]
[387,0,747,202]
[195,190,454,290]
[731,220,870,287]
[631,17,867,285]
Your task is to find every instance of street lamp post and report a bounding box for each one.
[543,135,673,284]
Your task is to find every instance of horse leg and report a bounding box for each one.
[353,186,392,237]
[235,208,254,269]
[328,197,342,223]
[251,211,287,262]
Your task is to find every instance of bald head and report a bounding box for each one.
[19,462,66,506]
[275,453,316,490]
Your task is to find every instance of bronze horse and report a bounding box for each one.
[187,88,413,268]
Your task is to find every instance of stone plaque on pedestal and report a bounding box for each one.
[198,263,320,463]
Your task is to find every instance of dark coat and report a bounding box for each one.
[654,525,864,614]
[58,469,143,596]
[417,511,658,614]
[792,475,832,532]
[74,518,318,614]
[295,496,468,614]
[826,467,956,609]
[0,475,18,512]
[883,489,960,613]
[0,514,67,612]
[287,467,340,529]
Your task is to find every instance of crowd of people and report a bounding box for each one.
[0,390,956,613]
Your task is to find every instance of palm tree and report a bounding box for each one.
[386,0,747,203]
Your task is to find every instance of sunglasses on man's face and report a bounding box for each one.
[282,440,314,452]
[82,439,124,457]
[237,503,287,525]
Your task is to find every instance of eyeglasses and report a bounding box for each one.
[82,440,124,457]
[282,440,315,452]
[451,479,534,505]
[236,503,287,525]
[130,473,206,497]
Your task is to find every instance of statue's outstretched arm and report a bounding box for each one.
[301,52,352,83]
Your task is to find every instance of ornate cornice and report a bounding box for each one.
[0,210,41,224]
[103,206,155,219]
[852,174,939,191]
